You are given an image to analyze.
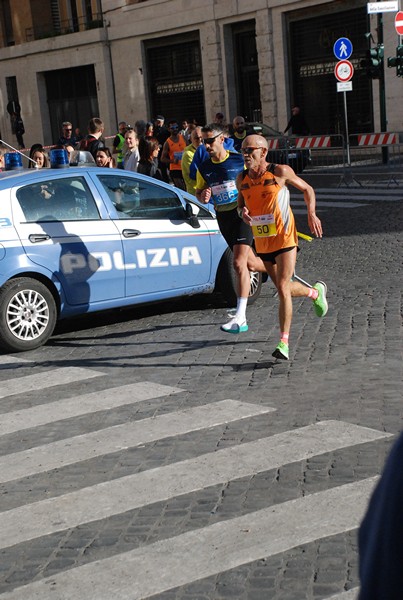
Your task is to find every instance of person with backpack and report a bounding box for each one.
[79,117,105,158]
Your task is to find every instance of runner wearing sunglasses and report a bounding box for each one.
[195,124,266,334]
[237,134,328,360]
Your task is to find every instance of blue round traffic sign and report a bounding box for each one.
[333,37,353,61]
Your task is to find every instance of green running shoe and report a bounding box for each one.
[272,340,289,360]
[313,281,328,317]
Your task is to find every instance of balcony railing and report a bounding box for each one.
[25,13,104,42]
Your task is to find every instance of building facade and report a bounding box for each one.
[0,0,401,149]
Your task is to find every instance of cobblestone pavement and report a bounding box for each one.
[0,188,401,599]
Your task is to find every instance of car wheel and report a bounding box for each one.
[215,248,262,306]
[0,278,57,352]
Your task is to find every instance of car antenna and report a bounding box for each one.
[0,139,38,168]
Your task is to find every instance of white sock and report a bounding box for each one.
[235,297,248,321]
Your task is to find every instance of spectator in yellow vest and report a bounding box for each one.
[181,126,203,195]
[113,121,127,169]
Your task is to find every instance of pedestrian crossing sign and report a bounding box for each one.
[333,37,353,61]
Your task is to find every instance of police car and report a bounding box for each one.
[0,150,262,352]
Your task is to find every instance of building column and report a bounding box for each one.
[199,21,225,123]
[255,9,278,128]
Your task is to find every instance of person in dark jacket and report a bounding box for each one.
[12,112,25,148]
[79,117,105,158]
[284,106,309,136]
[137,137,162,180]
[358,432,403,599]
[57,121,78,147]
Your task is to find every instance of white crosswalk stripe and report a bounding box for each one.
[0,480,375,600]
[0,399,274,483]
[0,381,183,436]
[0,366,104,398]
[0,372,392,599]
[0,418,390,548]
[325,589,358,600]
[290,185,402,211]
[0,355,32,367]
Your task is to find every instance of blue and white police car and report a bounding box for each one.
[0,150,261,352]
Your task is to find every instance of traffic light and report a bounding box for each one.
[387,45,403,77]
[361,44,384,78]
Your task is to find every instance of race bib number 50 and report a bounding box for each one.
[211,180,237,205]
[251,213,277,237]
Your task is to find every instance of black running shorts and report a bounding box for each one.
[216,207,254,250]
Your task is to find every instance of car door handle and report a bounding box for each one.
[122,229,141,238]
[28,234,51,243]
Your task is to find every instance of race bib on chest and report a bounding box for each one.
[211,180,238,205]
[251,214,277,237]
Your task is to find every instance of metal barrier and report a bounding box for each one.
[346,132,403,188]
[274,134,346,179]
[13,130,403,189]
[277,132,403,188]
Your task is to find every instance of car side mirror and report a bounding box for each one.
[185,202,200,228]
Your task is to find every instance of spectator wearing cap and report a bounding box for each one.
[154,115,169,146]
[154,115,170,183]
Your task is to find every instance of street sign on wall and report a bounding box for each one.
[367,1,398,13]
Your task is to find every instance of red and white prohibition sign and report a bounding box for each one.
[334,60,354,82]
[395,11,403,35]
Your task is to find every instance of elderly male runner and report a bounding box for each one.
[237,134,328,360]
[195,124,266,333]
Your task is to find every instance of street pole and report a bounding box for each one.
[343,91,351,165]
[377,5,388,163]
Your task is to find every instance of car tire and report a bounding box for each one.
[215,248,262,306]
[0,278,57,352]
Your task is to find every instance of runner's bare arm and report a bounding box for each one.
[273,164,323,238]
[160,141,171,165]
[195,170,212,204]
[195,187,211,204]
[236,173,251,224]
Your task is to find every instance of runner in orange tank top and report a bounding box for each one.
[161,120,187,190]
[236,134,328,360]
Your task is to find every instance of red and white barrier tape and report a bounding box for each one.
[295,136,331,149]
[358,133,398,146]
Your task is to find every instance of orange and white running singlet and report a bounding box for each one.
[167,135,186,171]
[240,166,298,254]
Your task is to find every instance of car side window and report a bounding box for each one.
[97,175,185,220]
[16,176,100,222]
